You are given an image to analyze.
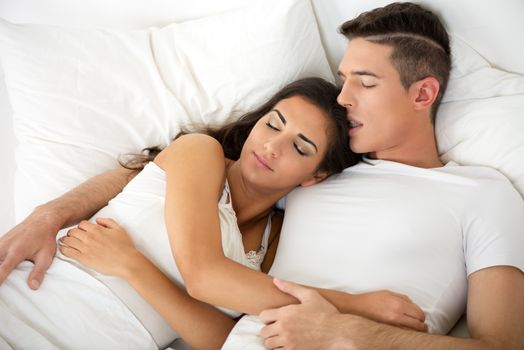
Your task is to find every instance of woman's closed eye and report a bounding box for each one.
[266,122,280,131]
[265,121,309,156]
[294,143,307,156]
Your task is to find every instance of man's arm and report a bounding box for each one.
[0,166,138,289]
[260,266,524,350]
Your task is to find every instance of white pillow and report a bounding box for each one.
[438,36,524,198]
[0,0,334,221]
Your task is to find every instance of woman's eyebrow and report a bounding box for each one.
[298,133,318,152]
[272,108,318,152]
[272,109,286,124]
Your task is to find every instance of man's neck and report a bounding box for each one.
[368,151,443,168]
[369,124,444,169]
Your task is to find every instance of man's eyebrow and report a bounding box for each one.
[337,69,381,79]
[272,109,286,125]
[298,133,318,153]
[351,70,381,78]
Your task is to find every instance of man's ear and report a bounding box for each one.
[411,76,440,111]
[300,171,330,187]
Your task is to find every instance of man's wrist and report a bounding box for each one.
[30,204,70,235]
[325,313,356,349]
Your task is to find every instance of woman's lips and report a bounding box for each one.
[253,152,274,171]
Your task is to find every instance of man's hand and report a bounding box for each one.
[259,278,347,349]
[0,210,63,289]
[0,166,138,290]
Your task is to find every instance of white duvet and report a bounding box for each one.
[0,160,265,349]
[0,260,157,350]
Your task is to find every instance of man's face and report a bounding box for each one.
[337,38,416,159]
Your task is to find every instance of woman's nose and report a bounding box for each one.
[264,137,282,158]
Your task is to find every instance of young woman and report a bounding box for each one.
[52,78,426,349]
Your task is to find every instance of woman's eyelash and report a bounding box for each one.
[361,82,376,89]
[266,122,279,131]
[294,144,306,156]
[265,122,306,156]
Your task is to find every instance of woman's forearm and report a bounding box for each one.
[122,252,236,350]
[185,256,355,315]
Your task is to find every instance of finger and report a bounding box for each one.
[59,244,81,260]
[273,278,317,303]
[67,227,88,241]
[77,220,100,232]
[391,291,412,302]
[28,251,54,290]
[95,217,120,229]
[59,236,83,250]
[0,254,22,285]
[404,302,426,322]
[259,308,279,324]
[260,322,279,339]
[398,314,428,332]
[264,334,283,350]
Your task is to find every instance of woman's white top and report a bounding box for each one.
[0,162,272,349]
[51,161,270,348]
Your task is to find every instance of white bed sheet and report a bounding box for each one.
[0,65,15,234]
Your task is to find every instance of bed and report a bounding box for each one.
[1,0,523,348]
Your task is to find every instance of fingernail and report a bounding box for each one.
[31,279,40,289]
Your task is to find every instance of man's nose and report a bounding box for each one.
[337,82,355,109]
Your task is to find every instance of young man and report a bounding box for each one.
[255,3,524,349]
[0,2,523,349]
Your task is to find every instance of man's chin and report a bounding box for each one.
[349,142,370,155]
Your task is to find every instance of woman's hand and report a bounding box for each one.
[59,218,141,278]
[350,290,428,332]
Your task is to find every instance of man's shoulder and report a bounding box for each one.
[442,162,507,180]
[441,163,518,195]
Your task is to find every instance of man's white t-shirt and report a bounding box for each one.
[223,158,524,348]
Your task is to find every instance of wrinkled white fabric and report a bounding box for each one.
[0,162,272,349]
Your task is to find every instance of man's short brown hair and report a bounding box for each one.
[340,2,451,122]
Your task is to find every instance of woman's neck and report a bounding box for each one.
[224,159,283,227]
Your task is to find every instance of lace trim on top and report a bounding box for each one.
[245,245,267,267]
[221,180,272,268]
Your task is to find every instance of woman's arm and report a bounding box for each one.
[156,134,426,332]
[60,218,235,350]
[156,134,298,313]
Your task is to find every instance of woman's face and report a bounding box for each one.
[239,95,331,192]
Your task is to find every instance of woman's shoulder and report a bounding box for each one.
[169,133,224,154]
[154,133,225,169]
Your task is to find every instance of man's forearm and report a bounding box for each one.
[33,166,138,230]
[333,314,491,350]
